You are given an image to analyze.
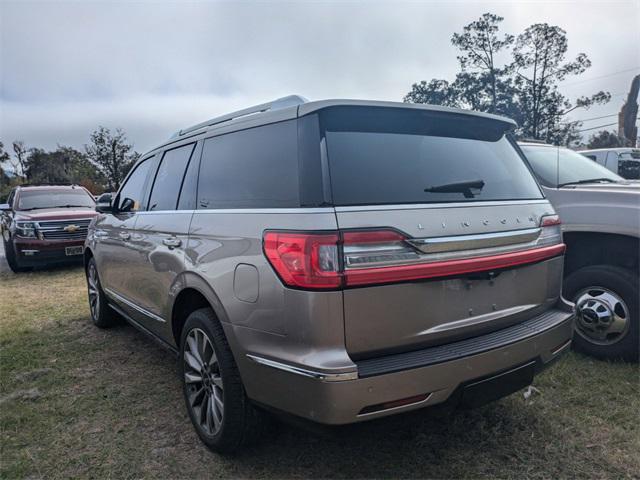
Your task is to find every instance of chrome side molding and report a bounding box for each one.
[103,287,166,323]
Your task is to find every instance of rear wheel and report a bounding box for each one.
[180,308,266,453]
[86,257,118,328]
[564,265,639,362]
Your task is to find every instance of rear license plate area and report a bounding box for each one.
[459,361,535,408]
[65,246,83,256]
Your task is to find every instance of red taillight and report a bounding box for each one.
[342,230,406,244]
[540,214,561,227]
[263,231,342,289]
[343,244,566,286]
[264,226,565,290]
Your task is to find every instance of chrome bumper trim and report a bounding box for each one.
[246,354,358,382]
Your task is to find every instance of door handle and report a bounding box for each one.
[119,231,131,241]
[163,237,182,249]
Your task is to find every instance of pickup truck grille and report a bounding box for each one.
[37,219,92,240]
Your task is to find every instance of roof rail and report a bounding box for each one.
[170,94,308,139]
[519,138,548,145]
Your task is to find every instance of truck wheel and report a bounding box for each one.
[180,308,267,453]
[86,257,118,328]
[564,265,639,362]
[3,240,26,273]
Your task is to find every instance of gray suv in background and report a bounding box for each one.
[519,142,639,362]
[85,96,573,452]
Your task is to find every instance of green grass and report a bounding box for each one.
[1,267,638,479]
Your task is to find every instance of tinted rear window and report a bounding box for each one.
[320,107,543,206]
[197,120,299,208]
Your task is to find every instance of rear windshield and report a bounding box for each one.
[320,107,543,206]
[17,189,95,210]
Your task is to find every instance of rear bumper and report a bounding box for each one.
[242,304,574,425]
[13,238,86,266]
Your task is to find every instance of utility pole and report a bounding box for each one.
[618,74,639,147]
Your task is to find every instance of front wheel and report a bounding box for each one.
[564,265,639,362]
[4,240,26,273]
[180,308,267,453]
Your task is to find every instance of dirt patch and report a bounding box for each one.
[0,388,43,405]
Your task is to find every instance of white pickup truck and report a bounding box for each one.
[580,147,640,180]
[519,142,639,362]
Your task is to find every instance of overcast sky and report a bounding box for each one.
[1,0,638,156]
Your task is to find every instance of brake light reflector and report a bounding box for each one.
[263,231,342,289]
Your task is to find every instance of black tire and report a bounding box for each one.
[4,240,26,273]
[180,308,266,453]
[564,265,639,362]
[86,257,118,328]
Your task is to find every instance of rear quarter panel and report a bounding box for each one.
[185,209,352,372]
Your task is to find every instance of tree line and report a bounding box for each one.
[404,13,625,146]
[0,127,140,201]
[1,12,630,203]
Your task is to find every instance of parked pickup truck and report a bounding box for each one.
[0,184,98,272]
[519,142,639,361]
[580,147,640,180]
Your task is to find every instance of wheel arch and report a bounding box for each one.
[83,246,94,270]
[170,272,233,349]
[563,231,639,277]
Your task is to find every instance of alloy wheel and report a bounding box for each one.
[184,328,224,436]
[87,263,100,320]
[574,286,630,345]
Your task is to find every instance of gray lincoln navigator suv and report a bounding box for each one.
[84,96,574,452]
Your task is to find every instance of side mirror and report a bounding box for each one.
[119,197,136,213]
[95,193,114,213]
[0,203,10,212]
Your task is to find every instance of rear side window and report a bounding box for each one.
[320,107,543,206]
[619,159,640,179]
[148,143,195,211]
[197,120,299,208]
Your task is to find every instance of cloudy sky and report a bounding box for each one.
[1,0,638,156]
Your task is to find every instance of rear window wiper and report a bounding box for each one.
[424,179,485,198]
[557,178,618,187]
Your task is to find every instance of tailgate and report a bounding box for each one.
[336,202,563,358]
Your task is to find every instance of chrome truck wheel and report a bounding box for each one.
[575,287,630,345]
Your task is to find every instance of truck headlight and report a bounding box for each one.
[15,221,37,238]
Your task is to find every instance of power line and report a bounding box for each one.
[577,122,618,132]
[562,67,640,87]
[562,113,618,125]
[577,117,640,133]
